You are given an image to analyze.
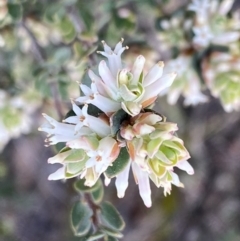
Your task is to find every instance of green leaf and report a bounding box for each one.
[55,142,66,152]
[110,109,128,136]
[58,78,69,100]
[8,3,23,21]
[64,149,86,162]
[64,109,76,119]
[60,17,76,43]
[100,202,125,231]
[74,179,101,193]
[35,72,51,98]
[67,161,86,174]
[105,147,130,178]
[86,231,105,241]
[71,201,93,237]
[101,226,123,238]
[53,47,72,64]
[91,179,104,204]
[105,236,119,241]
[59,146,71,153]
[87,104,103,117]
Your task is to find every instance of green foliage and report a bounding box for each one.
[7,3,23,21]
[74,179,102,193]
[110,109,128,136]
[71,201,93,236]
[64,149,86,162]
[72,178,125,240]
[101,226,123,239]
[90,179,104,204]
[86,231,105,241]
[100,202,125,231]
[105,236,119,241]
[105,147,130,178]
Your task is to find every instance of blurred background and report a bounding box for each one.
[1,0,240,240]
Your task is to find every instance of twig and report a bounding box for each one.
[20,20,45,63]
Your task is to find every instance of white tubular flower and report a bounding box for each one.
[163,55,208,106]
[48,166,65,181]
[192,26,214,47]
[63,103,111,138]
[115,112,193,207]
[189,0,238,48]
[39,39,194,208]
[115,161,152,207]
[97,38,127,77]
[76,82,121,114]
[115,161,131,198]
[204,52,240,112]
[85,137,120,176]
[39,113,92,145]
[132,162,152,207]
[188,0,210,15]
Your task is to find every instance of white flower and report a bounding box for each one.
[192,26,214,47]
[115,161,152,208]
[189,0,238,47]
[78,40,176,116]
[188,0,210,14]
[76,82,121,114]
[163,55,208,106]
[63,102,111,138]
[85,137,120,175]
[39,113,92,145]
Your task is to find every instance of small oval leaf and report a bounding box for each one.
[105,147,130,178]
[71,201,92,237]
[64,149,86,163]
[86,231,105,241]
[106,236,119,241]
[8,3,23,21]
[101,226,123,238]
[74,179,101,193]
[100,202,125,231]
[91,179,104,204]
[110,109,128,136]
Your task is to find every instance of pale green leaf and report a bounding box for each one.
[90,179,104,204]
[74,179,101,193]
[64,149,86,163]
[86,231,105,241]
[71,201,92,236]
[100,202,125,231]
[67,161,86,174]
[101,226,123,238]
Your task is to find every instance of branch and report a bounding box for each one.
[19,20,45,63]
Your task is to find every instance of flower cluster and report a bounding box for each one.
[189,0,240,48]
[39,40,194,207]
[163,55,208,106]
[203,52,240,112]
[0,89,41,151]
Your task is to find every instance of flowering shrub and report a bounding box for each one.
[1,0,240,240]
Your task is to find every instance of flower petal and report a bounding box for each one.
[141,73,176,104]
[48,166,65,180]
[131,55,145,85]
[115,161,131,198]
[144,61,164,87]
[176,160,194,175]
[132,162,152,207]
[98,60,117,92]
